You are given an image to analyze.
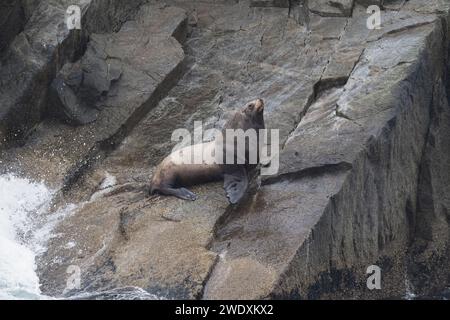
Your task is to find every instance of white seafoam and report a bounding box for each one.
[0,174,54,299]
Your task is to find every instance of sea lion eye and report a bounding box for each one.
[248,103,255,110]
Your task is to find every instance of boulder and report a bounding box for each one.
[0,0,148,144]
[49,61,99,125]
[309,0,355,17]
[1,4,187,188]
[0,0,25,53]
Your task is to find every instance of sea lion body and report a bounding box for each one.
[152,141,223,186]
[150,98,265,203]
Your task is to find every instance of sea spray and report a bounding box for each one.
[0,174,54,299]
[0,173,163,300]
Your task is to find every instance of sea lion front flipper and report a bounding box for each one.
[223,166,248,204]
[156,187,197,201]
[176,188,198,201]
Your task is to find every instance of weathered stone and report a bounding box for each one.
[309,0,355,17]
[205,171,349,299]
[40,182,228,299]
[250,0,290,7]
[1,0,449,300]
[1,4,187,188]
[0,0,25,53]
[0,1,79,142]
[0,0,149,144]
[50,61,99,125]
[407,81,450,296]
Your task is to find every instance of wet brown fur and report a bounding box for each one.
[149,99,265,200]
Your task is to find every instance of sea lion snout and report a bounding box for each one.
[255,98,264,112]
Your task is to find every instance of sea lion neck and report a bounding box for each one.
[253,112,265,128]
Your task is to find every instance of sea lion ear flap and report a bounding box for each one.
[223,166,248,204]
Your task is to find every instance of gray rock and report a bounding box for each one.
[49,61,99,125]
[1,3,187,187]
[250,0,290,7]
[0,0,148,143]
[1,0,449,300]
[0,0,25,53]
[309,0,355,17]
[49,34,125,125]
[0,1,75,142]
[407,80,450,296]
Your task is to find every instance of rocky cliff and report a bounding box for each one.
[1,0,450,299]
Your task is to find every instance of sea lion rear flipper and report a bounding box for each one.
[223,166,248,204]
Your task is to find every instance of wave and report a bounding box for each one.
[0,174,54,299]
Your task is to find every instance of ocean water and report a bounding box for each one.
[0,174,54,300]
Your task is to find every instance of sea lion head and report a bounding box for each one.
[243,98,264,115]
[223,98,265,131]
[243,98,265,127]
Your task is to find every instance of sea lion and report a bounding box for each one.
[149,98,265,204]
